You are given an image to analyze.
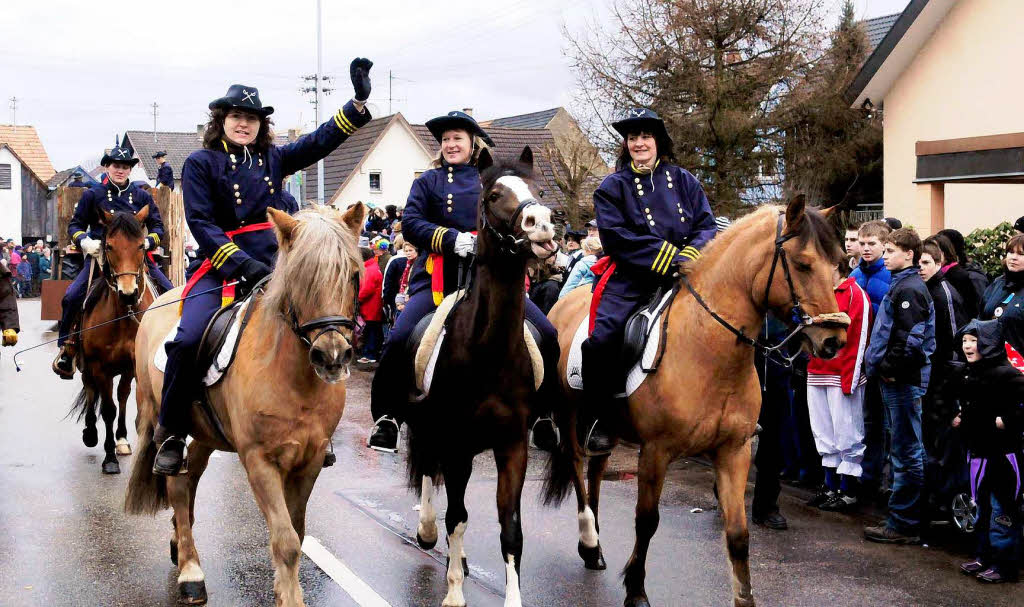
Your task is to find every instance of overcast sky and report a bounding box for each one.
[0,0,910,170]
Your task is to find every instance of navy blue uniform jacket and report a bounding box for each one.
[157,163,175,190]
[68,182,165,248]
[181,100,370,280]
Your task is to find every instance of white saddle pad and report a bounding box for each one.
[414,291,543,397]
[153,300,249,387]
[566,291,673,397]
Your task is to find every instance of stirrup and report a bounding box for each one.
[366,416,401,453]
[52,349,76,379]
[581,419,613,457]
[153,436,189,476]
[529,416,561,450]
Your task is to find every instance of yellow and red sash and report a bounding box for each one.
[180,222,273,313]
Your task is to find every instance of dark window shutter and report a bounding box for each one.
[0,164,10,189]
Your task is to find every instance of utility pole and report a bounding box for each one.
[315,0,324,204]
[389,70,393,115]
[8,97,17,131]
[151,102,159,142]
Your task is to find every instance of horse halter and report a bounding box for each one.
[762,213,813,327]
[101,237,149,322]
[480,180,539,256]
[286,273,361,350]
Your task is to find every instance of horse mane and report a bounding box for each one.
[259,207,361,327]
[104,212,145,240]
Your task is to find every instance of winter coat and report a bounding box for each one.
[559,254,598,299]
[865,266,936,390]
[808,277,871,394]
[530,277,562,315]
[942,263,981,318]
[358,257,384,322]
[926,270,970,366]
[948,319,1024,458]
[980,269,1024,356]
[38,255,51,278]
[0,262,19,331]
[962,261,991,303]
[381,254,408,312]
[16,260,31,280]
[850,257,891,317]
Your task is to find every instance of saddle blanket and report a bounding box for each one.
[414,291,544,397]
[153,300,249,386]
[566,291,673,397]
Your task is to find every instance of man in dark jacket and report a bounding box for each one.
[864,228,936,545]
[938,228,989,303]
[153,151,174,190]
[380,237,408,321]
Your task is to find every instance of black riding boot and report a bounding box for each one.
[152,424,187,476]
[579,401,616,456]
[52,344,76,379]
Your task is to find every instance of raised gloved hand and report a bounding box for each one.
[454,232,477,258]
[79,237,102,259]
[350,58,373,102]
[233,258,272,299]
[2,329,17,347]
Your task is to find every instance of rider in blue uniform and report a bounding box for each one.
[581,108,717,453]
[153,151,174,190]
[366,111,561,452]
[151,59,374,475]
[52,145,174,379]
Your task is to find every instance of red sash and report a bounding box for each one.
[180,222,274,312]
[427,230,476,306]
[588,257,616,334]
[1008,342,1024,374]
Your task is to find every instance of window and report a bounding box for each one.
[0,164,10,189]
[369,171,381,192]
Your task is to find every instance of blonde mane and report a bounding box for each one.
[259,207,362,327]
[688,205,781,272]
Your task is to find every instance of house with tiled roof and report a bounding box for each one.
[47,166,100,190]
[0,125,57,242]
[861,13,901,52]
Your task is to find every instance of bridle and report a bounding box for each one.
[480,177,539,256]
[101,236,149,324]
[286,273,361,350]
[680,212,838,366]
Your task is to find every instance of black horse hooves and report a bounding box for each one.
[179,580,207,605]
[102,459,121,475]
[445,556,469,573]
[578,541,607,570]
[624,596,651,607]
[82,426,98,448]
[416,532,437,550]
[170,540,179,566]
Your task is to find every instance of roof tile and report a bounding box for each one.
[0,125,55,179]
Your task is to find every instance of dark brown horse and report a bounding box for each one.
[546,198,848,607]
[407,147,566,607]
[69,207,156,474]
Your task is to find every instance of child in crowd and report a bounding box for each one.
[951,319,1023,584]
[863,228,936,545]
[358,247,384,364]
[845,225,862,270]
[807,256,871,512]
[852,220,892,315]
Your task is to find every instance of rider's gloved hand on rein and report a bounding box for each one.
[233,258,272,299]
[454,232,476,258]
[2,329,17,347]
[350,58,373,103]
[79,237,102,259]
[144,237,156,251]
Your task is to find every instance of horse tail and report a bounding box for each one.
[124,412,168,515]
[66,383,99,422]
[405,406,443,494]
[541,387,578,506]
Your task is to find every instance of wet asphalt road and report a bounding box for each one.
[1,299,1022,607]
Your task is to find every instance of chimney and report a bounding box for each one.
[196,124,206,142]
[462,107,473,116]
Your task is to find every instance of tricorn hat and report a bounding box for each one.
[152,150,167,159]
[209,84,274,117]
[425,110,494,147]
[101,145,140,167]
[611,107,672,145]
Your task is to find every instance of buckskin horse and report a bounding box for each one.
[126,204,364,606]
[69,207,156,475]
[407,147,569,607]
[546,197,849,607]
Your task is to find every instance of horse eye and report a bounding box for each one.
[795,262,812,272]
[538,190,545,198]
[138,244,146,250]
[488,192,500,202]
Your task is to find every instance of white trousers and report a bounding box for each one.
[807,384,866,477]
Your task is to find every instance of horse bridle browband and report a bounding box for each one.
[481,178,539,256]
[101,238,150,323]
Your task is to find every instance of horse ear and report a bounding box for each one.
[519,146,534,174]
[477,148,494,173]
[785,194,806,233]
[135,204,150,224]
[101,209,114,225]
[267,207,299,243]
[340,202,365,235]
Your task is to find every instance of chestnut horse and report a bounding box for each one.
[407,147,566,607]
[546,197,848,607]
[126,204,364,606]
[69,207,155,475]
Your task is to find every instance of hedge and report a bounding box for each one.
[965,221,1016,278]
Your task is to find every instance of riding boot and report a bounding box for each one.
[52,339,77,379]
[579,402,616,456]
[152,424,188,476]
[367,416,400,452]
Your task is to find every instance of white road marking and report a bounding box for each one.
[301,535,393,607]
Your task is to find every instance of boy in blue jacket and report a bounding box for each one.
[863,227,936,545]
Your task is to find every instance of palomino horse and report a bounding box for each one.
[69,207,156,475]
[126,204,364,606]
[408,147,568,607]
[546,197,848,607]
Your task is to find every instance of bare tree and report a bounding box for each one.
[543,129,608,229]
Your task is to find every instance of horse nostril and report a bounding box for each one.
[341,346,353,366]
[523,216,536,229]
[310,347,328,368]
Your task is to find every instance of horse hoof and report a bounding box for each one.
[82,426,98,448]
[624,596,651,607]
[416,531,437,550]
[115,438,132,456]
[102,459,121,475]
[578,541,606,570]
[178,580,207,605]
[170,540,178,566]
[734,596,756,607]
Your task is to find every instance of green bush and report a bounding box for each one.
[966,221,1016,278]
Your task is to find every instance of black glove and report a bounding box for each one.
[350,57,373,102]
[233,258,271,299]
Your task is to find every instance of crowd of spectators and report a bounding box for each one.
[1,239,53,298]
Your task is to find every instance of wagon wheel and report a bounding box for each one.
[951,492,978,533]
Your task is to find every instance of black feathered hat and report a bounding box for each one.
[425,110,494,146]
[611,107,672,144]
[101,145,139,168]
[209,84,274,117]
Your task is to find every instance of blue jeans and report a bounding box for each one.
[880,382,925,533]
[974,458,1022,574]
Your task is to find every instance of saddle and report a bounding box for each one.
[407,290,544,399]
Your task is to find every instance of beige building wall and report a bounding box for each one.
[883,0,1024,234]
[330,121,433,209]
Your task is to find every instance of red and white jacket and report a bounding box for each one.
[808,277,871,395]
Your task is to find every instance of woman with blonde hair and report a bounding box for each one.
[559,236,603,299]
